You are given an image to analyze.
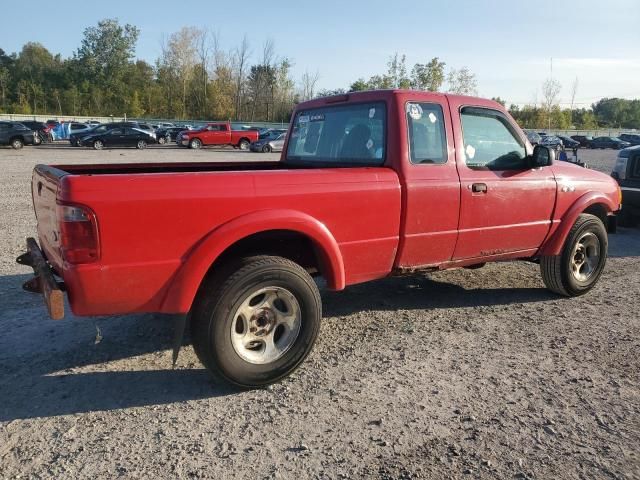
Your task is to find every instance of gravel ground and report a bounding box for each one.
[0,145,638,479]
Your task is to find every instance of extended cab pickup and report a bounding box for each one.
[19,90,621,387]
[177,121,258,150]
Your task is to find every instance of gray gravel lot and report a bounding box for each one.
[0,145,638,479]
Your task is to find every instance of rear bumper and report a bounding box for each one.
[16,237,65,320]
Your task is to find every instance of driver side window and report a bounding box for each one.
[460,107,526,170]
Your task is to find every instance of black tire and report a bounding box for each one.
[191,255,322,388]
[10,137,24,149]
[262,144,271,153]
[540,213,608,296]
[93,140,104,150]
[136,140,147,149]
[238,139,250,150]
[190,138,202,149]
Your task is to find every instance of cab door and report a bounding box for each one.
[449,102,556,260]
[395,96,461,267]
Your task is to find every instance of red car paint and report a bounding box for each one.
[29,90,620,318]
[177,121,258,148]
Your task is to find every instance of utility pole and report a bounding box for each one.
[548,58,553,130]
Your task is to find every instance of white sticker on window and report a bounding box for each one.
[369,108,376,119]
[298,115,309,123]
[465,144,476,159]
[366,139,374,150]
[407,103,423,120]
[428,112,437,124]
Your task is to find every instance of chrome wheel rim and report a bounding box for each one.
[230,286,301,364]
[94,141,103,150]
[240,141,249,150]
[137,140,146,149]
[570,232,600,282]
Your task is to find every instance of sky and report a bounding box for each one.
[2,0,639,107]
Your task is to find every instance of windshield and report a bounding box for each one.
[286,101,386,166]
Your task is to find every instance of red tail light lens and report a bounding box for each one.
[57,204,100,264]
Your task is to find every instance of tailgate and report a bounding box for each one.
[32,165,64,271]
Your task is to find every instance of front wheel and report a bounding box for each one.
[238,139,250,150]
[158,136,166,145]
[540,213,608,296]
[191,255,322,388]
[11,138,24,149]
[262,144,272,153]
[190,138,202,149]
[136,140,147,149]
[93,140,104,150]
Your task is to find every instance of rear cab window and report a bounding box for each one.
[405,102,447,164]
[286,102,386,166]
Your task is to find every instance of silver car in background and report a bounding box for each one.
[250,132,287,153]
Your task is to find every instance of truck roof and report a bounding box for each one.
[296,89,503,111]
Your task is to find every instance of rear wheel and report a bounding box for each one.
[238,139,250,150]
[158,136,166,145]
[190,138,202,149]
[262,144,272,153]
[11,138,24,149]
[93,140,104,150]
[540,214,608,296]
[136,140,147,149]
[191,255,322,388]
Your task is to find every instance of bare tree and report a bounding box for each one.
[161,27,198,119]
[233,35,251,120]
[300,70,320,101]
[542,78,561,129]
[194,27,212,117]
[569,76,579,126]
[447,67,477,95]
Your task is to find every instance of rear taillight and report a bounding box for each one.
[56,204,100,264]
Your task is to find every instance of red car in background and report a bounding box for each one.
[177,121,258,150]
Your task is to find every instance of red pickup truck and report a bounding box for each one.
[19,90,621,388]
[177,121,258,150]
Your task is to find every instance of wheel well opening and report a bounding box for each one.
[583,203,608,226]
[211,230,323,278]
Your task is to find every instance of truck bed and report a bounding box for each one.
[43,161,283,176]
[32,162,402,316]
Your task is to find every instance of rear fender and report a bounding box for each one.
[161,209,345,313]
[538,192,617,256]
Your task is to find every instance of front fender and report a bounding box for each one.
[160,209,345,313]
[538,191,617,256]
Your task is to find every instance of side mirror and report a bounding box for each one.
[531,145,555,168]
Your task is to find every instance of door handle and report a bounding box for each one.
[471,183,488,193]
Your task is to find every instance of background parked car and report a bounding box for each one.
[19,121,52,144]
[250,132,287,153]
[258,128,287,140]
[79,127,157,150]
[539,135,563,150]
[156,126,185,144]
[69,122,139,146]
[619,133,640,146]
[557,135,580,149]
[570,135,594,147]
[523,129,541,145]
[0,121,37,149]
[590,136,631,149]
[611,145,640,226]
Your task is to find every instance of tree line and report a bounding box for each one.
[0,19,638,129]
[0,19,299,122]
